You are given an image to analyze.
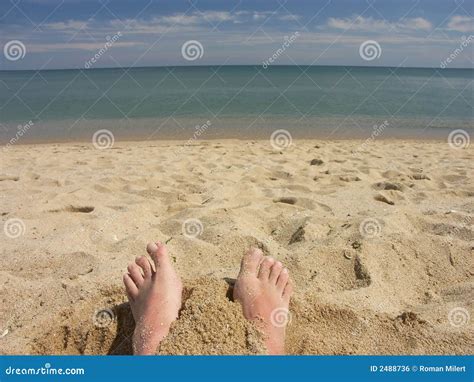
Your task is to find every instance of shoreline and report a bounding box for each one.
[1,136,452,147]
[1,115,472,146]
[0,136,460,150]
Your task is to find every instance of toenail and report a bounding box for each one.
[276,261,282,267]
[147,242,158,254]
[282,268,288,274]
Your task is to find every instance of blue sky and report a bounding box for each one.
[0,0,473,70]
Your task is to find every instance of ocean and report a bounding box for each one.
[0,65,472,142]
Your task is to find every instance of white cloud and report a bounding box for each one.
[327,15,432,32]
[278,14,301,22]
[29,42,139,53]
[45,20,88,31]
[402,17,432,31]
[447,15,474,33]
[41,10,302,35]
[160,11,234,25]
[327,15,389,30]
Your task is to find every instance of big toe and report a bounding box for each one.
[147,241,170,270]
[239,247,263,277]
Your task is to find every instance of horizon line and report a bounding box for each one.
[1,63,473,73]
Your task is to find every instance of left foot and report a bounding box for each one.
[123,241,182,355]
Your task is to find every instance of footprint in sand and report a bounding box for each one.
[372,181,404,191]
[310,159,324,166]
[353,255,372,288]
[273,197,297,205]
[374,193,395,205]
[339,175,361,182]
[273,196,315,209]
[49,205,95,213]
[410,173,430,180]
[0,175,20,182]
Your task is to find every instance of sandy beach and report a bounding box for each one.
[0,138,472,355]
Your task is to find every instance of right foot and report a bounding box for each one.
[233,248,293,354]
[123,241,182,355]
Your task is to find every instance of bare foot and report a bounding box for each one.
[123,241,182,355]
[233,248,293,354]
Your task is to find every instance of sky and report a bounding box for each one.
[0,0,473,70]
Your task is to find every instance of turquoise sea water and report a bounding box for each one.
[0,66,472,141]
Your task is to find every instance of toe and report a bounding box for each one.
[147,241,170,270]
[269,261,283,284]
[239,248,263,277]
[276,268,289,292]
[282,278,293,302]
[127,263,144,288]
[123,273,139,300]
[135,256,152,279]
[258,257,274,280]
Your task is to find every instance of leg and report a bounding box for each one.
[123,241,182,355]
[233,248,293,354]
